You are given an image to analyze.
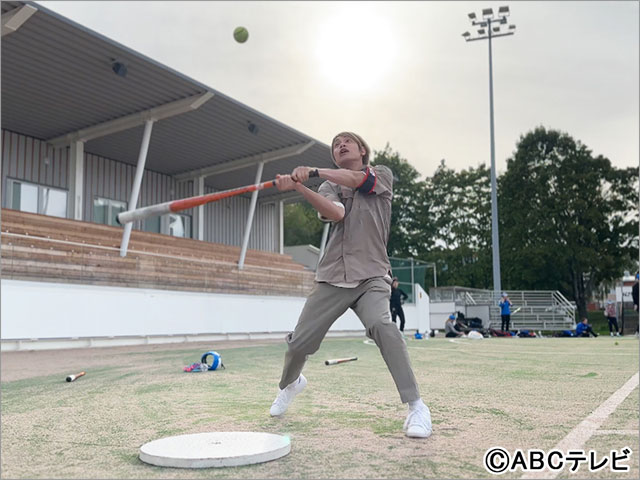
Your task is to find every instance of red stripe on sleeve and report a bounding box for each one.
[356,167,369,188]
[367,173,377,194]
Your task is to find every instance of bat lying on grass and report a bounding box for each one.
[66,371,86,382]
[325,357,357,366]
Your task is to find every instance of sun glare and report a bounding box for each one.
[315,7,396,93]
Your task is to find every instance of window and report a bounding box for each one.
[8,179,67,218]
[143,216,161,234]
[93,197,126,227]
[168,213,191,238]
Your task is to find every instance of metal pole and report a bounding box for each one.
[238,161,264,270]
[120,119,154,257]
[410,258,415,302]
[487,17,502,294]
[433,263,437,288]
[317,222,330,269]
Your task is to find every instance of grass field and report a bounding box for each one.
[1,335,638,479]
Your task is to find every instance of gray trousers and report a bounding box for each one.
[278,278,420,403]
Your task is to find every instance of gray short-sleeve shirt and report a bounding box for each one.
[315,165,393,283]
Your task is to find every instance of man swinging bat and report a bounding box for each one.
[269,132,432,439]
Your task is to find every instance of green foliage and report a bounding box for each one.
[371,144,429,257]
[423,160,493,289]
[499,126,639,316]
[283,202,324,247]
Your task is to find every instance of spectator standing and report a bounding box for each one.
[498,293,512,332]
[604,300,619,336]
[390,277,409,332]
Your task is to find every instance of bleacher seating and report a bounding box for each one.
[1,209,315,297]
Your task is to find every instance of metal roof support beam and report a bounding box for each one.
[120,119,155,257]
[2,4,37,37]
[48,92,214,147]
[67,141,84,220]
[278,200,284,254]
[317,222,330,270]
[174,141,315,180]
[238,161,264,270]
[195,175,205,241]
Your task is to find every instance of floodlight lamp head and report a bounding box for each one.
[509,24,516,30]
[468,12,476,20]
[498,6,510,16]
[462,31,471,38]
[482,8,493,18]
[478,28,486,35]
[247,121,259,135]
[111,61,127,78]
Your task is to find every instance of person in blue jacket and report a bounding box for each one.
[575,317,598,337]
[498,293,512,332]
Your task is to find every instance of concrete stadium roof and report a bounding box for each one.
[1,1,334,201]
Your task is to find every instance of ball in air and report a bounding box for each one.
[233,26,249,43]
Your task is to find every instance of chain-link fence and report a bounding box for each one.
[389,257,435,304]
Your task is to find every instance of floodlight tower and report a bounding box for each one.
[462,6,515,294]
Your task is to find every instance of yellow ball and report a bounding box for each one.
[233,26,249,43]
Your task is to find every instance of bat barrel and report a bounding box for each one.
[117,202,172,225]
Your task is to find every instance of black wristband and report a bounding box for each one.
[309,169,319,178]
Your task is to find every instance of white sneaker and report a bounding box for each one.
[610,332,614,337]
[404,406,432,438]
[270,374,307,417]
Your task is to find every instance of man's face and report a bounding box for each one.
[332,135,365,168]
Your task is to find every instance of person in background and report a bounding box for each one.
[576,317,598,337]
[390,277,409,332]
[604,300,619,337]
[445,314,464,338]
[498,293,512,332]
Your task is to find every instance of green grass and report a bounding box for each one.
[2,336,638,479]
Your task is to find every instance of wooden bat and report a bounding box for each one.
[325,357,357,366]
[66,371,86,382]
[511,307,521,314]
[116,180,277,225]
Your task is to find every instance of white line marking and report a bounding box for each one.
[522,371,639,479]
[593,430,639,436]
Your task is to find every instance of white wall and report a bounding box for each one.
[429,301,456,330]
[1,280,429,350]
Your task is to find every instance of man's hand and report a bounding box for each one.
[291,166,313,183]
[275,174,299,192]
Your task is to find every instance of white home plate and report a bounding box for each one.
[139,432,291,468]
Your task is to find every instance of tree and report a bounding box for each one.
[283,202,324,247]
[499,126,639,317]
[422,160,493,289]
[371,144,430,258]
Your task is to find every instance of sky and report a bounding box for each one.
[37,1,639,179]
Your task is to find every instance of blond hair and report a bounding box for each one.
[330,132,371,165]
